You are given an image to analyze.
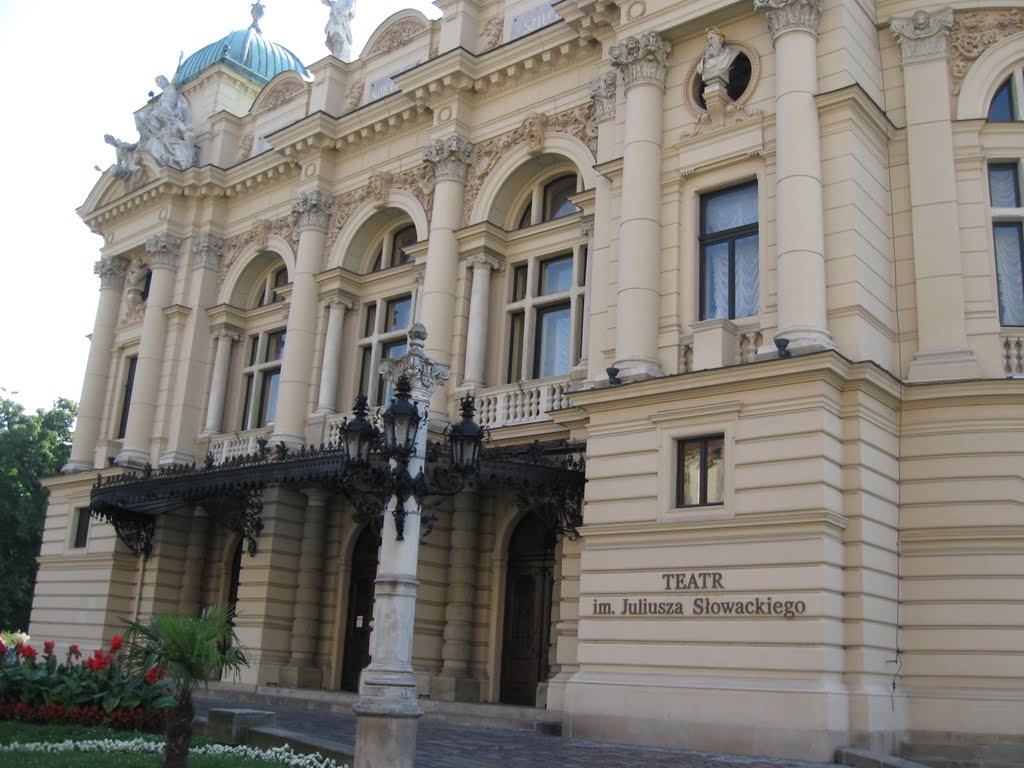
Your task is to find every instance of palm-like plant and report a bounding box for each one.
[123,605,247,768]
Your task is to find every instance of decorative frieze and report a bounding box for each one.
[292,190,335,232]
[145,233,183,270]
[891,9,954,65]
[753,0,821,40]
[192,234,224,271]
[94,255,128,291]
[258,79,306,112]
[608,31,671,91]
[950,10,1024,95]
[590,72,618,122]
[220,213,299,290]
[366,18,426,57]
[461,102,596,223]
[369,170,394,209]
[424,135,474,184]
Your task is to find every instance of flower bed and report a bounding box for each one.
[0,632,173,732]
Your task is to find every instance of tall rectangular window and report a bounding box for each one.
[357,295,413,406]
[676,435,724,507]
[534,303,571,378]
[989,162,1024,326]
[699,182,759,320]
[72,509,91,549]
[117,356,138,439]
[240,330,285,429]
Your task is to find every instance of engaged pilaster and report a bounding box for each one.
[272,190,333,448]
[890,9,981,381]
[754,0,833,354]
[116,234,182,467]
[609,31,671,379]
[281,489,329,689]
[64,255,128,472]
[461,254,502,389]
[315,295,356,415]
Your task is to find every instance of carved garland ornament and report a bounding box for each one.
[219,212,299,291]
[259,80,306,112]
[366,18,427,58]
[949,10,1024,96]
[461,101,597,224]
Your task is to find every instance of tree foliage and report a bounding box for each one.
[0,396,77,630]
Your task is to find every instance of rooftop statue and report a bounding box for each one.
[322,0,355,61]
[104,134,139,178]
[697,28,740,86]
[250,1,265,34]
[133,75,197,172]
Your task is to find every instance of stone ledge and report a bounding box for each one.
[206,708,276,745]
[835,747,929,768]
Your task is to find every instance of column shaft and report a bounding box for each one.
[64,257,127,472]
[178,508,209,616]
[463,260,495,389]
[202,332,236,435]
[316,300,350,415]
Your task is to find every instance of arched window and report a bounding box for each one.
[515,173,580,229]
[371,222,418,271]
[255,265,288,307]
[988,70,1022,122]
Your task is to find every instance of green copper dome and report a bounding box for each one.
[177,28,312,87]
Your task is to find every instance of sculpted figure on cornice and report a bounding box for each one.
[753,0,821,39]
[461,102,597,224]
[366,18,426,58]
[105,135,139,178]
[608,31,671,90]
[219,213,299,291]
[891,9,953,65]
[135,75,197,171]
[590,72,617,122]
[949,10,1024,95]
[323,0,355,61]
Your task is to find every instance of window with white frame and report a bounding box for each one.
[240,330,286,429]
[371,222,418,272]
[988,67,1024,122]
[699,181,759,320]
[676,435,724,508]
[516,174,581,229]
[506,245,587,383]
[357,294,413,405]
[989,161,1024,326]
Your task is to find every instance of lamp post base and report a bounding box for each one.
[353,696,422,768]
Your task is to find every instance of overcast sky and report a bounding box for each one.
[0,0,439,412]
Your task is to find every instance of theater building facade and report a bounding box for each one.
[32,0,1024,762]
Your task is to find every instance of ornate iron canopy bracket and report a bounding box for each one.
[89,505,156,559]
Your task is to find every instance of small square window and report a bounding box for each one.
[539,255,573,296]
[72,509,91,549]
[676,435,724,507]
[385,297,412,332]
[363,303,377,337]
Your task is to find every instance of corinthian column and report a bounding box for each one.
[201,329,240,435]
[271,190,333,449]
[117,234,182,467]
[609,31,671,379]
[421,136,472,410]
[315,295,355,415]
[890,9,980,381]
[461,254,502,389]
[754,0,833,353]
[64,255,128,472]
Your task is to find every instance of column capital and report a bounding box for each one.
[145,233,184,270]
[213,327,241,343]
[890,8,953,65]
[423,135,473,184]
[191,233,225,271]
[292,190,334,233]
[462,252,503,272]
[325,291,358,310]
[754,0,821,40]
[94,255,129,290]
[589,72,618,122]
[608,31,672,91]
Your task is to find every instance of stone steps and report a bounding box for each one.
[899,741,1024,768]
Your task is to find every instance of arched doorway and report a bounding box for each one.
[340,526,380,692]
[500,514,556,706]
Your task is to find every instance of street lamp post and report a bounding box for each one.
[352,323,450,768]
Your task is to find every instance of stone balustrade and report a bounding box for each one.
[472,377,571,429]
[1001,332,1023,377]
[208,426,274,463]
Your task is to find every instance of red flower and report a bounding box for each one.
[19,645,37,661]
[69,644,81,659]
[43,641,55,657]
[0,639,6,656]
[109,635,123,653]
[144,664,165,684]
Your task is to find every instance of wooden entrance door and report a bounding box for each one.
[340,527,379,692]
[500,515,555,706]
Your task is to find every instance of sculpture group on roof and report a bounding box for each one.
[106,73,196,176]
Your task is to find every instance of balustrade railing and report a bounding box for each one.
[207,427,274,463]
[1001,331,1023,377]
[472,377,571,429]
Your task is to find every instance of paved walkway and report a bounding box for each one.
[195,695,844,768]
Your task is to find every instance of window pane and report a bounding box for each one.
[117,356,138,439]
[680,440,701,506]
[507,312,524,383]
[544,175,578,221]
[994,223,1024,326]
[259,370,280,426]
[73,509,91,549]
[512,265,528,301]
[265,331,286,362]
[518,203,533,229]
[704,184,758,234]
[703,241,730,319]
[364,304,377,337]
[378,341,407,403]
[249,337,259,366]
[273,267,288,287]
[392,225,417,265]
[539,255,572,295]
[241,373,253,429]
[358,347,372,397]
[989,164,1021,208]
[734,235,759,318]
[988,78,1015,122]
[534,304,571,378]
[706,437,724,504]
[385,296,412,332]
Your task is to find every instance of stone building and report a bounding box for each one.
[32,0,1024,762]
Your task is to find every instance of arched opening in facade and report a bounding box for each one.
[499,513,555,706]
[340,526,381,692]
